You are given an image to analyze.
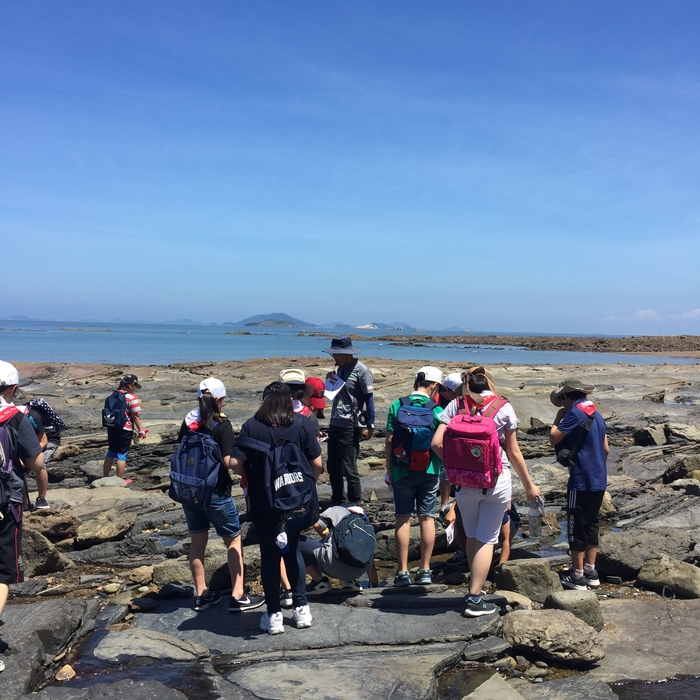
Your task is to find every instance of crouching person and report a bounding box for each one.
[171,378,263,613]
[303,505,378,594]
[386,366,444,587]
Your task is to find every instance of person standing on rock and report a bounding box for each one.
[102,374,146,481]
[322,336,375,505]
[229,382,323,635]
[0,361,44,628]
[432,367,540,617]
[385,366,445,587]
[176,378,264,613]
[549,379,609,590]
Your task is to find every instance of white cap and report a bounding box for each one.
[198,377,226,399]
[443,372,463,392]
[416,366,443,384]
[0,361,19,387]
[279,368,306,385]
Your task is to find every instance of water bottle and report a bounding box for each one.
[528,502,543,538]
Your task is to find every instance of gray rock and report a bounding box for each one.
[90,476,130,488]
[224,642,465,700]
[152,558,192,587]
[74,509,137,549]
[130,597,158,612]
[66,534,165,565]
[467,673,527,699]
[31,679,188,700]
[637,554,700,598]
[156,582,193,600]
[511,675,617,699]
[463,636,512,661]
[97,605,130,628]
[667,424,700,442]
[9,578,48,596]
[0,599,99,700]
[633,425,666,446]
[597,528,696,579]
[21,528,74,577]
[92,629,209,663]
[669,478,700,496]
[544,590,605,631]
[502,609,605,666]
[495,559,563,604]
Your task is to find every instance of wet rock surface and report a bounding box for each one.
[3,357,700,698]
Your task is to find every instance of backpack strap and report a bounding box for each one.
[399,397,412,407]
[458,397,467,415]
[481,396,509,419]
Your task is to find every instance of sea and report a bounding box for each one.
[1,320,696,366]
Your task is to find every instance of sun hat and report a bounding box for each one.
[122,374,142,390]
[279,368,306,386]
[550,379,595,407]
[0,361,19,387]
[198,377,226,399]
[322,336,361,355]
[416,366,443,384]
[462,366,496,393]
[443,372,463,393]
[305,377,326,409]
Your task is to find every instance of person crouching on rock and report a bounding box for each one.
[549,379,609,591]
[229,382,323,635]
[385,366,445,587]
[431,367,540,617]
[176,378,264,614]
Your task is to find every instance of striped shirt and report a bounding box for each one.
[120,390,141,431]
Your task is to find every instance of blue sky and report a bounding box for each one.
[1,2,698,334]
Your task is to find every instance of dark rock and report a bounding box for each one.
[9,579,48,596]
[512,675,617,699]
[633,426,666,447]
[97,605,130,628]
[66,534,166,566]
[32,679,189,700]
[462,636,512,661]
[21,528,74,577]
[156,582,193,600]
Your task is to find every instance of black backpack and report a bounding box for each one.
[102,391,127,430]
[331,512,376,569]
[0,415,26,518]
[169,424,222,509]
[237,420,319,533]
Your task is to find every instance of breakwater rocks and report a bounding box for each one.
[3,357,700,699]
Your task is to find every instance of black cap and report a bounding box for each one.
[123,374,142,389]
[262,381,292,400]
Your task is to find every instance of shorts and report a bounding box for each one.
[43,441,60,467]
[454,468,511,545]
[182,493,241,539]
[567,490,605,551]
[393,471,440,518]
[106,429,132,461]
[0,504,23,585]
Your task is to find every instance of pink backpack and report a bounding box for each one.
[443,396,509,489]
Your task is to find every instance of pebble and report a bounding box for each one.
[55,664,76,682]
[138,586,150,593]
[103,583,121,594]
[524,666,549,679]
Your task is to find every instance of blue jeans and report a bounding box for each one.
[182,493,241,538]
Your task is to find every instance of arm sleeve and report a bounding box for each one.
[364,393,375,426]
[230,421,251,462]
[558,409,585,435]
[16,416,42,460]
[303,421,322,460]
[215,420,235,456]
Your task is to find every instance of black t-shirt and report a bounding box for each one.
[230,414,322,521]
[177,417,234,496]
[26,409,46,438]
[1,410,43,494]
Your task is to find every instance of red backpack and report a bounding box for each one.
[443,395,509,489]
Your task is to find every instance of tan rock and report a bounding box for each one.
[55,664,76,682]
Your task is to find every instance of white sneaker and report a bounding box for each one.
[259,611,284,635]
[292,604,312,629]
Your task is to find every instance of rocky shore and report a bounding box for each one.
[302,332,700,357]
[3,357,700,699]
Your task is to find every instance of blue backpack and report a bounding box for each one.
[237,420,319,533]
[169,423,222,509]
[102,391,127,430]
[331,512,376,569]
[390,397,438,472]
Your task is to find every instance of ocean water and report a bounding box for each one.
[0,321,696,366]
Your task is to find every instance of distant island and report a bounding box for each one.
[236,312,316,327]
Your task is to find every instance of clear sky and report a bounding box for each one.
[1,2,698,334]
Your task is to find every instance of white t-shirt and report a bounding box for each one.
[438,391,519,468]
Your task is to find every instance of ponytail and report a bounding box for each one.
[198,391,224,429]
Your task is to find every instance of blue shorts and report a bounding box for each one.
[106,449,129,461]
[182,493,241,539]
[393,472,440,518]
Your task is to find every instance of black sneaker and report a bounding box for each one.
[228,594,265,613]
[193,590,222,612]
[463,596,498,617]
[35,497,50,510]
[559,569,588,591]
[584,569,600,587]
[280,588,294,608]
[306,577,331,596]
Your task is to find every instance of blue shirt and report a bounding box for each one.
[558,399,607,491]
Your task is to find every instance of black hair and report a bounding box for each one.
[198,391,224,429]
[118,379,131,390]
[256,383,295,426]
[467,373,491,394]
[413,371,438,392]
[289,385,306,400]
[564,390,587,402]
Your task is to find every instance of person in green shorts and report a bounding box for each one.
[385,366,444,586]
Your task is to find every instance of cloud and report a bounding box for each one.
[676,308,700,319]
[632,309,660,320]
